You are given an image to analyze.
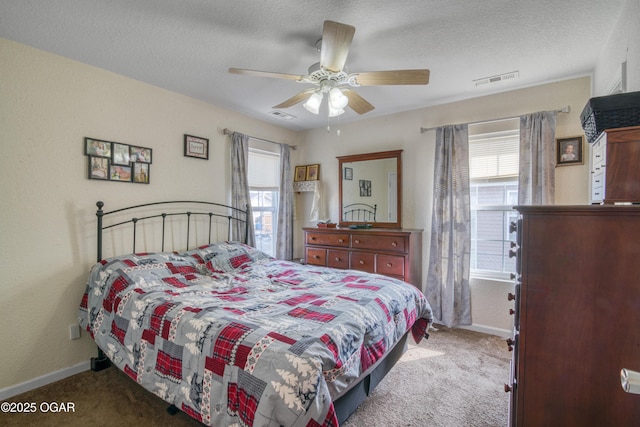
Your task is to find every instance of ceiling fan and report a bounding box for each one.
[228,20,430,117]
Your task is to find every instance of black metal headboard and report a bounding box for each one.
[343,203,377,222]
[95,200,248,262]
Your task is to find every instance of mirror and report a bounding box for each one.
[337,150,402,228]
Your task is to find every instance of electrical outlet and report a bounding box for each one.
[69,324,80,340]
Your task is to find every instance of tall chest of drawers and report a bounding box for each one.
[303,227,422,287]
[589,126,640,204]
[507,205,640,426]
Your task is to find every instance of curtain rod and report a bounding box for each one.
[419,105,571,134]
[223,128,297,150]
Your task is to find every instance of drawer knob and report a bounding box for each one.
[507,293,516,301]
[335,257,341,262]
[354,239,360,244]
[509,221,517,233]
[310,236,316,241]
[391,241,398,247]
[386,262,392,267]
[509,309,515,315]
[504,383,512,393]
[338,238,344,243]
[313,255,320,259]
[509,249,517,258]
[359,260,365,265]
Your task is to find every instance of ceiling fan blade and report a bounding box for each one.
[273,89,316,109]
[353,69,430,86]
[228,68,305,81]
[320,20,355,72]
[343,89,375,114]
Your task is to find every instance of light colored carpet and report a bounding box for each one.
[3,327,510,426]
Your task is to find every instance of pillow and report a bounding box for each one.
[181,241,273,273]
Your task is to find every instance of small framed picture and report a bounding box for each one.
[294,166,307,182]
[112,143,131,165]
[184,134,209,159]
[88,156,110,180]
[556,136,583,166]
[344,167,353,180]
[85,137,111,158]
[130,146,152,163]
[306,164,320,181]
[110,164,132,182]
[133,163,150,184]
[359,179,372,197]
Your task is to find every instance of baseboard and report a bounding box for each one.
[459,323,511,337]
[0,361,90,401]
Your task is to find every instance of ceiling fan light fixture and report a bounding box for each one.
[303,91,323,114]
[328,105,345,117]
[329,87,349,109]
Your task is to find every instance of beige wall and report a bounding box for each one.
[0,37,299,392]
[297,76,592,335]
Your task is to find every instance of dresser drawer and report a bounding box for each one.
[306,232,349,247]
[327,250,349,269]
[351,235,406,253]
[306,248,326,266]
[376,254,405,276]
[350,252,375,273]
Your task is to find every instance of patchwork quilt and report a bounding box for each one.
[78,242,432,427]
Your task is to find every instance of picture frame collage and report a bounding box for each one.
[294,164,320,182]
[85,137,152,184]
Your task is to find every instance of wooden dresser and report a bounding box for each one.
[589,126,640,204]
[507,205,640,426]
[303,227,422,287]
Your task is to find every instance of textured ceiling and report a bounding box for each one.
[0,0,626,131]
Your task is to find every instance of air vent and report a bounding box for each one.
[473,71,519,87]
[269,111,296,120]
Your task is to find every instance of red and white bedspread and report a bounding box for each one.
[78,242,432,426]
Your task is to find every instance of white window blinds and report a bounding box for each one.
[469,129,520,179]
[248,149,280,188]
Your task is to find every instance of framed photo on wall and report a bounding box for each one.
[85,137,111,158]
[130,146,152,163]
[133,162,150,184]
[344,167,353,180]
[112,143,131,165]
[184,134,209,159]
[88,156,110,180]
[306,164,320,181]
[556,136,583,166]
[294,166,307,182]
[110,164,132,182]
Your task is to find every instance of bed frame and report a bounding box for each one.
[89,200,412,425]
[343,203,377,222]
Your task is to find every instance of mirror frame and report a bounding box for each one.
[337,149,402,229]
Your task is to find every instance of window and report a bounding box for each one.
[469,121,519,279]
[248,146,280,257]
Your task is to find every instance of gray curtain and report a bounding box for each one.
[230,132,255,246]
[275,144,293,260]
[426,125,472,328]
[518,111,557,205]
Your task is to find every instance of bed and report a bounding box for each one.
[78,201,432,426]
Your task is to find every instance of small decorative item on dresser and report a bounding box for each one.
[556,136,583,166]
[184,134,209,159]
[317,220,336,228]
